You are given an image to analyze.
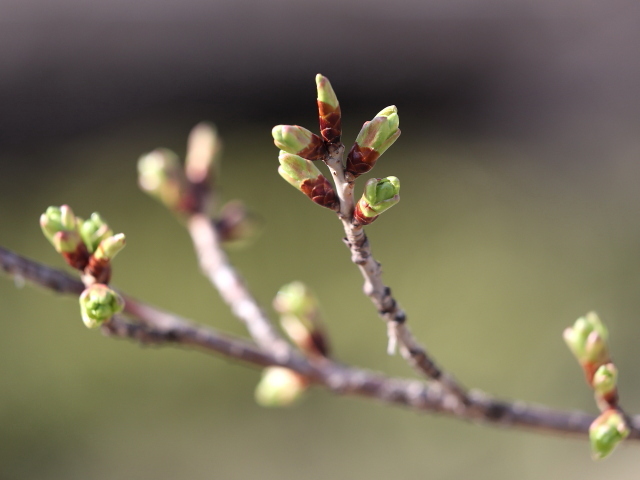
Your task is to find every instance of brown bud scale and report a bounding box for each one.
[345,144,380,178]
[300,175,339,210]
[85,255,112,284]
[317,101,342,145]
[353,202,378,226]
[296,133,328,161]
[61,245,90,270]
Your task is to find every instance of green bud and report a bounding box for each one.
[278,152,323,187]
[80,213,114,253]
[40,205,78,244]
[185,122,220,184]
[354,106,400,156]
[254,367,306,407]
[592,363,618,397]
[79,284,125,329]
[316,74,339,109]
[272,125,326,161]
[563,312,610,366]
[138,149,188,210]
[353,177,400,225]
[278,152,339,210]
[274,281,318,320]
[94,233,126,261]
[590,410,629,460]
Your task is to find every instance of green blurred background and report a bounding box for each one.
[2,2,640,479]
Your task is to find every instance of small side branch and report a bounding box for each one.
[187,213,294,362]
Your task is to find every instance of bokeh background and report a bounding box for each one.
[2,1,640,478]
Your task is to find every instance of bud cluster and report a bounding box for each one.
[272,74,402,224]
[138,123,258,246]
[563,312,628,459]
[40,205,126,283]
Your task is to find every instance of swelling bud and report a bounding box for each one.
[272,125,327,161]
[346,106,401,177]
[79,284,125,329]
[353,177,400,225]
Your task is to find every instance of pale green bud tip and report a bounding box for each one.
[80,213,113,253]
[274,281,317,319]
[79,284,125,329]
[355,107,401,155]
[96,233,126,260]
[185,122,219,183]
[278,152,322,187]
[362,177,401,215]
[563,312,609,363]
[592,363,618,396]
[40,205,78,241]
[137,149,181,192]
[590,410,629,459]
[316,74,339,108]
[272,125,314,154]
[255,367,306,407]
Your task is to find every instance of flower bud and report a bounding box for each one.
[93,233,126,261]
[353,177,401,225]
[185,122,220,185]
[254,367,307,407]
[316,74,342,144]
[79,283,125,329]
[272,125,327,161]
[80,213,114,253]
[215,201,261,248]
[563,312,610,376]
[589,409,629,460]
[138,149,189,211]
[40,205,89,269]
[346,106,401,177]
[278,152,339,210]
[274,281,329,357]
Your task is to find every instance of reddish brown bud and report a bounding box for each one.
[345,144,380,177]
[84,255,112,284]
[318,101,342,145]
[353,201,378,225]
[299,175,339,210]
[60,246,91,270]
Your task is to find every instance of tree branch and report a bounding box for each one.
[3,245,640,441]
[323,143,469,406]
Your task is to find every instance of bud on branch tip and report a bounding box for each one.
[354,177,400,225]
[346,106,401,177]
[316,74,342,144]
[79,284,125,329]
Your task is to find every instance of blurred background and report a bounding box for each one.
[2,1,640,478]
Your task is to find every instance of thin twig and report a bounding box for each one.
[3,245,640,440]
[187,213,294,362]
[323,144,469,406]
